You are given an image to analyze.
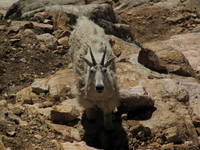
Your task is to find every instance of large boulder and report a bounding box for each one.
[0,0,18,14]
[139,32,200,79]
[4,0,86,19]
[31,69,75,97]
[138,41,195,77]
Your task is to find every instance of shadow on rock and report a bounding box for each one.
[81,109,129,150]
[126,106,157,121]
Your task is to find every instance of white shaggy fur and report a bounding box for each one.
[69,16,119,130]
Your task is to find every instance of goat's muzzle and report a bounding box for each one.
[96,85,104,93]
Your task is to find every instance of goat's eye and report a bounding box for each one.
[90,67,96,73]
[102,68,107,72]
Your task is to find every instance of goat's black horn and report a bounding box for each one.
[89,47,96,65]
[101,50,106,66]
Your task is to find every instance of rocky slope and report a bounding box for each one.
[0,0,200,150]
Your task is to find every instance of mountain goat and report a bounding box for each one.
[69,17,119,130]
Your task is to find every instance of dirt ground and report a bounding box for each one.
[0,20,70,98]
[119,3,200,43]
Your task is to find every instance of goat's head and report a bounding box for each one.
[81,46,116,95]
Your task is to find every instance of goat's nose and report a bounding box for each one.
[96,85,104,93]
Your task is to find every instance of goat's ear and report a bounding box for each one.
[80,56,93,67]
[104,56,116,67]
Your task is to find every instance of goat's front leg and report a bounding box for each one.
[86,108,96,121]
[104,112,113,131]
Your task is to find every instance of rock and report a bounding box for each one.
[174,143,200,150]
[31,69,75,97]
[178,78,200,116]
[139,101,179,132]
[11,104,25,116]
[138,43,195,77]
[36,4,117,22]
[19,29,35,37]
[6,2,117,22]
[32,22,53,33]
[4,109,28,127]
[51,11,75,32]
[9,38,20,45]
[96,19,134,41]
[6,124,16,137]
[164,126,184,143]
[24,104,53,119]
[8,21,53,33]
[114,0,150,13]
[192,116,200,127]
[0,100,7,107]
[182,0,200,16]
[46,121,82,141]
[108,35,141,58]
[58,36,69,47]
[16,69,76,104]
[0,0,18,14]
[5,0,86,19]
[0,138,6,150]
[127,120,151,141]
[36,33,57,49]
[119,86,154,112]
[7,2,133,40]
[31,79,49,94]
[140,32,200,78]
[196,128,200,135]
[16,87,39,104]
[116,57,165,89]
[0,25,6,31]
[34,134,42,140]
[60,141,100,150]
[51,99,83,123]
[47,69,76,97]
[8,2,134,40]
[140,78,189,103]
[139,99,199,145]
[7,21,32,33]
[161,143,174,150]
